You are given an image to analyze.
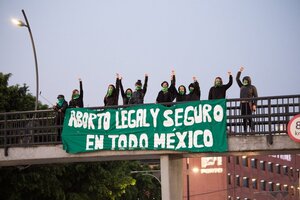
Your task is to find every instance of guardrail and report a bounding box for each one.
[0,95,299,151]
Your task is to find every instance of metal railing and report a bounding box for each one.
[0,94,299,150]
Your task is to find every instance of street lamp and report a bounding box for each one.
[12,9,39,110]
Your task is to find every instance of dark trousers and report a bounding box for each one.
[241,103,254,132]
[56,113,65,141]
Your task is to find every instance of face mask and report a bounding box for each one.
[243,80,249,86]
[126,92,132,98]
[136,85,142,90]
[179,90,185,95]
[162,86,168,93]
[57,98,64,107]
[107,88,113,96]
[189,87,194,93]
[215,80,221,87]
[72,94,80,99]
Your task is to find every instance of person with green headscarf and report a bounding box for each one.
[104,73,120,106]
[187,76,201,101]
[156,70,176,104]
[69,78,84,108]
[128,74,148,104]
[236,66,258,132]
[53,94,68,141]
[208,72,233,100]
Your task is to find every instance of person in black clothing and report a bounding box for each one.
[156,70,176,103]
[69,78,84,108]
[128,74,148,105]
[208,72,233,100]
[104,73,120,106]
[119,76,133,105]
[176,85,188,102]
[187,77,201,101]
[236,66,258,132]
[53,94,68,141]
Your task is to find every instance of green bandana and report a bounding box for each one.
[243,80,249,86]
[126,93,132,98]
[162,86,168,93]
[136,86,142,90]
[215,80,222,87]
[189,87,194,93]
[57,99,64,107]
[72,94,80,100]
[107,88,113,96]
[179,90,185,95]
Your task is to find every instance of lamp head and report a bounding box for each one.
[11,18,27,27]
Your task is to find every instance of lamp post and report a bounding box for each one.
[186,158,190,200]
[12,9,39,110]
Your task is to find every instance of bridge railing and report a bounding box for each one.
[0,94,299,149]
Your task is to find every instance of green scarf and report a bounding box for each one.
[162,86,168,93]
[136,85,142,91]
[72,94,80,100]
[189,87,194,93]
[57,99,64,107]
[107,88,113,96]
[179,90,185,95]
[126,92,132,98]
[243,80,249,86]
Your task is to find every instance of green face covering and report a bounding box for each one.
[72,94,80,100]
[162,86,168,93]
[136,85,142,90]
[107,88,113,96]
[189,87,194,93]
[179,90,185,95]
[57,98,64,107]
[215,79,222,87]
[126,92,132,98]
[243,80,249,86]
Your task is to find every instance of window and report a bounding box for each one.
[283,166,288,175]
[228,196,232,200]
[228,173,232,185]
[268,162,273,172]
[275,183,281,191]
[236,157,240,165]
[236,175,240,186]
[252,179,257,189]
[243,177,249,188]
[251,158,257,169]
[260,161,265,171]
[242,156,248,167]
[276,164,281,174]
[268,182,274,191]
[283,184,288,192]
[290,167,294,177]
[297,169,299,178]
[260,180,266,191]
[227,156,231,163]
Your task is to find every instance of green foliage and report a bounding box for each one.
[0,72,48,112]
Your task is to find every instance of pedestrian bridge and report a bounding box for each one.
[0,94,299,200]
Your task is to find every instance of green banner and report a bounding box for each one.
[62,99,227,154]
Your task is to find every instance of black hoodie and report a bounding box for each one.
[156,75,176,103]
[187,80,200,101]
[120,79,132,105]
[129,76,148,104]
[176,85,188,102]
[104,78,120,106]
[208,75,233,100]
[236,71,258,105]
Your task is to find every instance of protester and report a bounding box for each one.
[69,78,84,108]
[156,70,176,103]
[208,72,233,100]
[236,66,258,132]
[104,73,120,106]
[119,76,133,105]
[187,77,201,101]
[53,94,68,140]
[128,74,148,104]
[176,85,188,102]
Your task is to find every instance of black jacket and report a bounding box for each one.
[236,71,258,105]
[187,80,200,101]
[129,76,148,104]
[69,81,84,108]
[54,100,68,125]
[104,78,120,106]
[208,75,233,100]
[156,75,176,103]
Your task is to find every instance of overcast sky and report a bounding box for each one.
[1,0,299,107]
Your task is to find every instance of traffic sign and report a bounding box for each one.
[287,114,300,143]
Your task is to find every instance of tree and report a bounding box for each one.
[0,72,47,112]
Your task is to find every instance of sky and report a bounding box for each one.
[0,0,300,107]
